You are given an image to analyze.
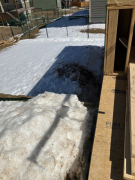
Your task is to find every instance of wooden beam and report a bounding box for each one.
[129,63,135,176]
[0,93,32,101]
[107,5,135,10]
[125,9,135,73]
[119,38,135,56]
[13,0,19,19]
[104,10,119,75]
[124,85,135,179]
[0,15,4,26]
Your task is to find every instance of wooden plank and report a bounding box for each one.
[119,38,135,56]
[125,9,135,73]
[0,93,32,101]
[104,9,108,74]
[104,10,119,75]
[88,75,126,180]
[131,158,135,176]
[124,70,135,180]
[107,6,135,10]
[108,0,135,6]
[129,63,135,159]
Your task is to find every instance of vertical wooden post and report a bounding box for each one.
[0,15,4,26]
[32,0,35,7]
[13,0,19,19]
[104,10,119,75]
[125,9,135,73]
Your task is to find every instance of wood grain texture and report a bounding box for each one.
[108,0,135,6]
[88,75,126,180]
[125,9,135,72]
[104,10,119,75]
[124,82,135,180]
[129,63,135,159]
[119,38,135,56]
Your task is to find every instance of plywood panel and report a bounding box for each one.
[104,10,119,75]
[88,75,126,180]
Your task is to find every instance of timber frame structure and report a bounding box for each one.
[104,0,135,75]
[88,0,135,180]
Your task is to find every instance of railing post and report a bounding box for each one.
[45,23,49,38]
[64,17,68,37]
[87,16,89,38]
[10,25,14,37]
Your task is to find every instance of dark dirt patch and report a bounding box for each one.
[57,63,102,103]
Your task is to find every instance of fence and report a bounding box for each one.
[0,7,106,41]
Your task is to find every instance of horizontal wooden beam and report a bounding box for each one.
[107,5,135,10]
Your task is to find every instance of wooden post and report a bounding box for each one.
[13,0,19,19]
[0,15,4,26]
[32,0,35,7]
[125,9,135,73]
[104,10,119,75]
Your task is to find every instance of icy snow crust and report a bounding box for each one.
[0,92,95,180]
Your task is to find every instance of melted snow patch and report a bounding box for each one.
[0,92,94,180]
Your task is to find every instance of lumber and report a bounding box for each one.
[104,10,119,75]
[124,107,135,179]
[107,5,135,10]
[119,38,135,56]
[107,0,135,6]
[88,75,126,180]
[0,93,32,101]
[129,63,135,159]
[125,9,135,73]
[131,158,135,176]
[124,70,135,179]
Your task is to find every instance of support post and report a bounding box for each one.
[13,0,19,19]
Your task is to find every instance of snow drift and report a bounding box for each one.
[0,92,96,180]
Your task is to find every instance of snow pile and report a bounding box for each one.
[0,92,95,180]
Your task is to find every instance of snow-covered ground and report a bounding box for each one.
[0,11,105,102]
[0,92,96,180]
[0,10,105,180]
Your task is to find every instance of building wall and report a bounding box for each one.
[89,0,107,22]
[33,0,60,9]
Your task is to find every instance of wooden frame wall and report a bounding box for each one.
[104,7,135,75]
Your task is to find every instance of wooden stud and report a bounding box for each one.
[125,9,135,73]
[129,63,135,159]
[104,10,119,75]
[124,86,135,179]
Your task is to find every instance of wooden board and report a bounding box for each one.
[124,83,135,180]
[119,38,135,56]
[108,0,135,6]
[104,10,119,75]
[125,9,135,73]
[129,63,135,158]
[129,63,135,176]
[88,75,126,180]
[0,93,32,101]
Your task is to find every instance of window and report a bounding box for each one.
[4,0,9,3]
